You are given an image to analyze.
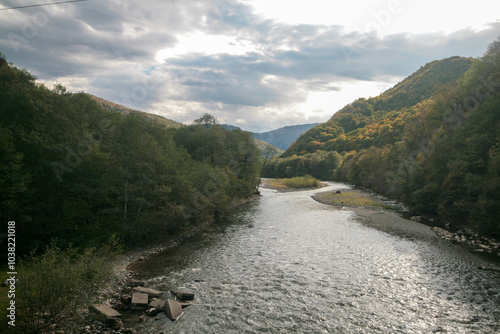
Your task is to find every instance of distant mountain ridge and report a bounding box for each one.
[253,123,319,150]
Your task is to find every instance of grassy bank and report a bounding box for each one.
[313,190,399,210]
[265,176,324,190]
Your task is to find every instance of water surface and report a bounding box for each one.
[130,182,500,333]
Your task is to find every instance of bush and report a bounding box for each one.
[282,175,321,188]
[16,237,121,333]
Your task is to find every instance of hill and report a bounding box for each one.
[0,59,261,257]
[263,38,500,237]
[88,94,184,128]
[282,56,472,156]
[253,123,319,150]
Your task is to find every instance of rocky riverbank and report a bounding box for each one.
[313,187,500,260]
[65,195,261,334]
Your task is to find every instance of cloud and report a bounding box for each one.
[1,0,499,132]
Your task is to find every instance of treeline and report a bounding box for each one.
[265,39,500,236]
[262,150,342,180]
[0,58,261,257]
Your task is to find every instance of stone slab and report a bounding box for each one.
[89,304,121,322]
[132,286,163,298]
[165,299,184,321]
[171,290,195,301]
[131,292,149,310]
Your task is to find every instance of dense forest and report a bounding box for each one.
[0,57,261,257]
[263,38,500,236]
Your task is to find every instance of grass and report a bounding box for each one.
[315,191,399,210]
[267,175,322,189]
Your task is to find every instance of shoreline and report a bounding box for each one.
[75,194,260,333]
[312,187,500,261]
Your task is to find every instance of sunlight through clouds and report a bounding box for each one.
[156,30,257,61]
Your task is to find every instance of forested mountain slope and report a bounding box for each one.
[264,39,500,236]
[0,58,261,257]
[282,56,473,156]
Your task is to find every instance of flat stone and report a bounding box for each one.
[131,293,149,310]
[165,299,184,321]
[149,298,166,311]
[132,286,163,298]
[89,304,121,322]
[171,290,195,301]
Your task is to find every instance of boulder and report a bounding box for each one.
[171,290,195,301]
[132,286,163,298]
[131,292,149,310]
[165,299,184,321]
[89,304,121,322]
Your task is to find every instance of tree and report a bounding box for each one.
[193,113,218,128]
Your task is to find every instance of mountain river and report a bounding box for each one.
[128,182,500,333]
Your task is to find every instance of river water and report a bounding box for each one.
[130,182,500,333]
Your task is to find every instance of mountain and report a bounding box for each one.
[262,41,500,237]
[88,94,184,128]
[253,123,319,150]
[254,138,284,157]
[282,56,473,157]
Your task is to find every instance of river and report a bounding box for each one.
[129,182,500,333]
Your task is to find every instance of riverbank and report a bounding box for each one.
[313,187,500,260]
[69,194,261,334]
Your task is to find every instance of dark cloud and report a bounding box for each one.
[1,0,499,132]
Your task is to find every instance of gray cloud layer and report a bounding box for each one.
[1,0,499,131]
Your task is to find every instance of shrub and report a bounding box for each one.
[16,237,121,333]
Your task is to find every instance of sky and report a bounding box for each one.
[1,0,500,132]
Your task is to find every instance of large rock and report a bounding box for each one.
[171,290,195,301]
[132,286,163,298]
[131,292,149,310]
[165,299,184,321]
[89,304,121,322]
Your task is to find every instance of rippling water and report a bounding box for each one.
[130,182,500,333]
